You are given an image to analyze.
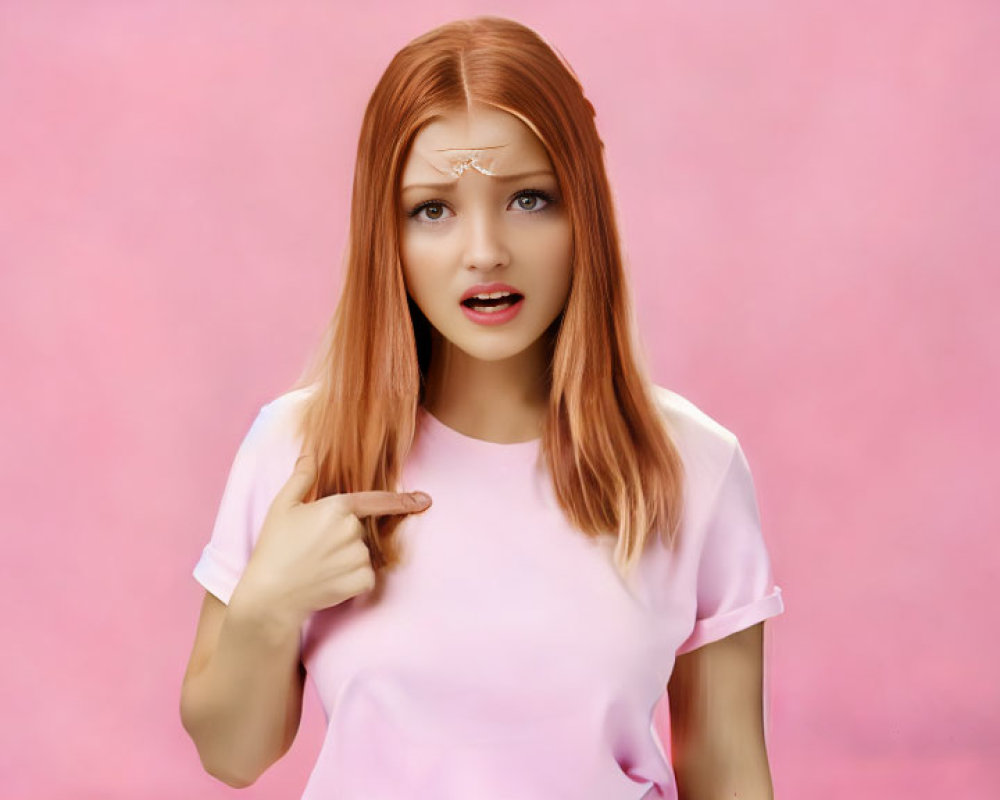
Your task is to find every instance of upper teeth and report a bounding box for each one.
[471,291,512,300]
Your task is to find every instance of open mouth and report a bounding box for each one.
[461,293,524,313]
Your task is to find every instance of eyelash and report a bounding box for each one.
[406,189,556,222]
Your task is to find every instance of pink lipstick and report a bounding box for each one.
[459,282,525,326]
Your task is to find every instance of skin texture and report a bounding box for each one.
[399,103,572,444]
[668,622,775,799]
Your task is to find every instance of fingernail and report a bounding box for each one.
[412,492,431,504]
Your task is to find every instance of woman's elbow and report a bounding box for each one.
[179,695,262,788]
[188,732,264,789]
[204,762,260,789]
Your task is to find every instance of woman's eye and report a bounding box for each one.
[417,203,448,221]
[512,191,551,212]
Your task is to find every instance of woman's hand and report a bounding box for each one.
[230,452,431,630]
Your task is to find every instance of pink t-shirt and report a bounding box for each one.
[193,383,784,799]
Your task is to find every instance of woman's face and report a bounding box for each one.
[398,105,572,366]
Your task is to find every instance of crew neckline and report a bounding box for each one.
[418,406,542,452]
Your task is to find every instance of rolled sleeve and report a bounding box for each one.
[676,439,784,655]
[192,405,273,605]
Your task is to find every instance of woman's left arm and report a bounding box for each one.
[667,621,775,800]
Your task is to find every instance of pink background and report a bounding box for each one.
[2,1,997,797]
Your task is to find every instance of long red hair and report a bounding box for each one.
[292,16,685,578]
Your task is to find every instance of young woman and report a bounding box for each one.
[180,16,785,800]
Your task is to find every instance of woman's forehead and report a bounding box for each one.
[401,107,551,186]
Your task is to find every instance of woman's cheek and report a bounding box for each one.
[401,243,453,311]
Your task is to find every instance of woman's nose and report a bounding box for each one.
[462,207,510,271]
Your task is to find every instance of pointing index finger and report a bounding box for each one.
[344,490,432,519]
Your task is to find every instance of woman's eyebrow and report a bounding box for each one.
[401,169,555,192]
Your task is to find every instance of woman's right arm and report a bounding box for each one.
[179,451,433,787]
[179,586,306,788]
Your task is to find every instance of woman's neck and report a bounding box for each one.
[422,335,549,444]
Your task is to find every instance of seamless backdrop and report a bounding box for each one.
[1,1,997,798]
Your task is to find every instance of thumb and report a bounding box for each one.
[276,451,318,508]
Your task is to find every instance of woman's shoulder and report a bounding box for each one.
[239,382,319,454]
[646,383,740,475]
[259,382,319,419]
